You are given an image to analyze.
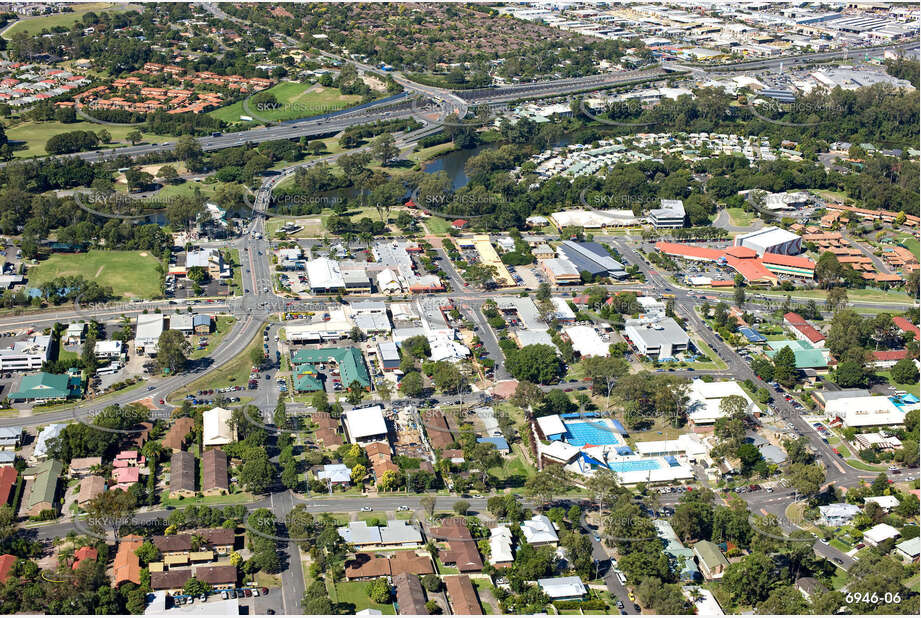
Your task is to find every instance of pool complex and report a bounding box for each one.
[563,421,621,447]
[605,459,661,473]
[890,393,920,411]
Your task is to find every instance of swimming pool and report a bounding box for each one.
[606,459,661,473]
[563,421,621,447]
[890,393,920,410]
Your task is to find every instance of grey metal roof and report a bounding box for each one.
[379,520,423,545]
[558,241,624,276]
[338,521,383,545]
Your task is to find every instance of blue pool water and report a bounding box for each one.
[890,393,920,410]
[563,421,621,447]
[606,459,661,473]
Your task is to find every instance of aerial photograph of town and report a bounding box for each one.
[0,0,917,616]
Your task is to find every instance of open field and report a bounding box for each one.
[2,3,138,38]
[4,120,158,159]
[28,250,161,299]
[189,316,237,361]
[755,287,914,304]
[209,82,363,124]
[727,208,756,227]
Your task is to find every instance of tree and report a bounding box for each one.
[239,454,275,494]
[134,541,161,565]
[505,344,564,384]
[734,285,746,307]
[835,359,868,388]
[510,380,544,410]
[421,573,442,592]
[431,361,466,394]
[526,465,565,508]
[183,577,210,597]
[85,488,136,541]
[453,500,470,516]
[156,330,191,374]
[366,578,392,604]
[371,133,399,165]
[157,165,179,184]
[825,286,848,313]
[787,462,825,500]
[126,129,143,145]
[400,371,424,398]
[346,380,365,405]
[722,552,776,606]
[772,345,797,387]
[892,357,920,384]
[420,496,436,520]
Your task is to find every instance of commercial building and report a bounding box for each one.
[9,371,82,402]
[734,226,802,256]
[649,199,686,228]
[564,325,610,358]
[825,395,908,427]
[0,334,52,371]
[557,241,626,278]
[343,406,388,444]
[761,253,815,278]
[135,314,164,355]
[623,317,690,359]
[306,257,346,293]
[376,341,401,371]
[93,340,124,359]
[765,340,829,369]
[290,347,371,390]
[541,257,582,285]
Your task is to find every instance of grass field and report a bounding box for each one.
[2,3,137,38]
[756,287,914,304]
[209,82,363,124]
[901,236,920,259]
[160,491,253,508]
[4,120,158,158]
[727,208,756,227]
[877,370,920,397]
[329,581,395,615]
[28,250,161,299]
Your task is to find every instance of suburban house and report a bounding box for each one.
[818,503,861,527]
[863,523,900,547]
[393,573,428,615]
[201,448,229,496]
[113,535,143,587]
[169,451,196,498]
[693,540,729,580]
[538,576,587,600]
[521,514,559,546]
[23,459,62,516]
[77,475,106,507]
[162,417,196,452]
[203,407,236,447]
[431,519,484,572]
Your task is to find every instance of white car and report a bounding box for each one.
[360,506,373,512]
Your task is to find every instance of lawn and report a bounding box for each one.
[2,3,137,38]
[148,179,218,201]
[169,327,262,401]
[159,491,253,508]
[899,236,919,259]
[726,208,755,227]
[226,249,243,296]
[756,287,914,305]
[189,316,237,360]
[209,82,363,124]
[829,538,851,553]
[876,371,920,397]
[488,451,535,483]
[28,250,162,299]
[423,217,452,236]
[3,120,158,158]
[329,581,395,615]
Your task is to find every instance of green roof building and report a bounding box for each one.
[293,363,323,393]
[290,348,371,390]
[765,340,829,369]
[693,540,729,580]
[10,371,83,402]
[24,459,62,516]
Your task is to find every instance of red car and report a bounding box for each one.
[159,399,165,405]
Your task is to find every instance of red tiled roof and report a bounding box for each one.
[113,535,143,586]
[724,245,758,259]
[872,349,908,362]
[761,252,816,270]
[0,554,16,584]
[72,546,98,570]
[784,312,825,343]
[724,256,777,283]
[893,317,920,340]
[0,466,17,506]
[655,241,724,261]
[445,575,483,615]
